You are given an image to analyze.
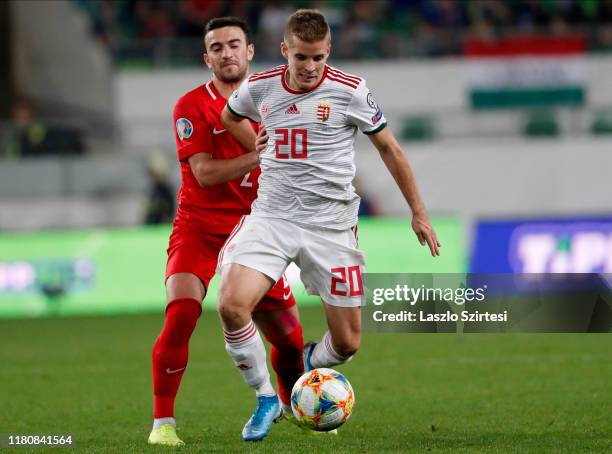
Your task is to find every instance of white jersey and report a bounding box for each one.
[227,64,387,230]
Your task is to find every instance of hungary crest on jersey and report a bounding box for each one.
[316,102,331,122]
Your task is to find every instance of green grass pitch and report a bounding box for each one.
[1,306,611,453]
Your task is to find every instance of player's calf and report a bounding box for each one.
[152,298,201,419]
[267,325,304,411]
[330,332,360,358]
[307,331,357,370]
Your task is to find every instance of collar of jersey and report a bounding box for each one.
[281,65,329,95]
[208,79,229,102]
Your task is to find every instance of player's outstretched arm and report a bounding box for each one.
[367,127,441,257]
[221,106,259,153]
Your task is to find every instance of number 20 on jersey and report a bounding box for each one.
[275,129,307,159]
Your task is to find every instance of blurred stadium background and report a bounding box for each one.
[1,0,612,317]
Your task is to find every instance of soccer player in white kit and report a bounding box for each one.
[217,9,440,440]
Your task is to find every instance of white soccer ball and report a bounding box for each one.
[291,368,355,431]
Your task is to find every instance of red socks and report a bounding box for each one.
[152,298,303,416]
[268,324,304,406]
[152,298,201,418]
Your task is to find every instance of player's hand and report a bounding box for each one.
[255,126,268,154]
[411,212,441,257]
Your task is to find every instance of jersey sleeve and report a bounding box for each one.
[226,79,261,123]
[346,80,387,135]
[173,94,212,161]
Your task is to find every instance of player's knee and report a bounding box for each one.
[217,301,244,325]
[218,283,236,307]
[218,290,248,324]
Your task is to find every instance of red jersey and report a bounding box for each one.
[172,80,259,235]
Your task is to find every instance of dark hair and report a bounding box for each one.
[284,9,330,44]
[204,16,251,45]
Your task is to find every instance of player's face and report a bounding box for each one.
[204,26,254,83]
[281,35,330,91]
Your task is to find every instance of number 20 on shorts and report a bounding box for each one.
[330,266,363,297]
[275,129,308,159]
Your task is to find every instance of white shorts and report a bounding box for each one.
[218,215,366,307]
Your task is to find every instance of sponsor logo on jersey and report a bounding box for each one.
[372,110,383,125]
[366,92,378,111]
[237,363,251,370]
[260,103,270,118]
[316,102,331,121]
[176,118,193,140]
[212,128,227,135]
[285,103,300,115]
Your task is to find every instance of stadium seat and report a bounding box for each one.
[522,110,560,137]
[400,116,434,141]
[591,111,612,135]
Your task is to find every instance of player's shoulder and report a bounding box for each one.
[174,83,214,113]
[324,65,365,91]
[248,65,286,84]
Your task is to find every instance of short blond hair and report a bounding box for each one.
[284,9,330,44]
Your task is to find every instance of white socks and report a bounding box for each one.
[153,417,176,430]
[224,320,275,397]
[310,331,353,368]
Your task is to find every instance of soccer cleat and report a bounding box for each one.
[242,395,281,441]
[147,423,185,447]
[281,409,338,436]
[303,342,316,372]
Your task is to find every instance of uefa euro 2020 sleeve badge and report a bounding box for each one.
[176,118,193,140]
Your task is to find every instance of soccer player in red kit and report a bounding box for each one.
[148,17,304,446]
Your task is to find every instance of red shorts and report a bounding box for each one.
[165,227,296,312]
